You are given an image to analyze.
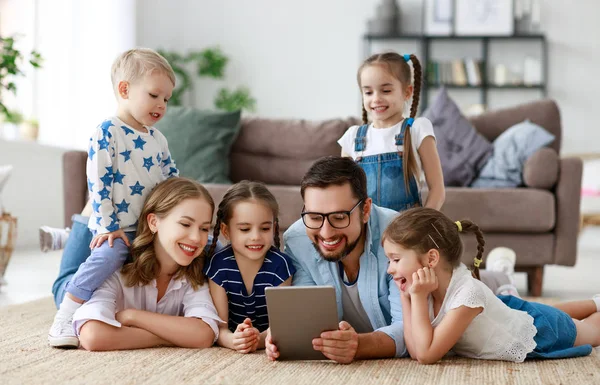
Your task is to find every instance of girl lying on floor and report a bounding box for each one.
[383,207,600,364]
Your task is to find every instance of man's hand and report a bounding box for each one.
[90,228,130,249]
[232,318,259,354]
[409,267,438,297]
[265,328,279,361]
[312,321,358,364]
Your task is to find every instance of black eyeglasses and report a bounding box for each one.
[301,200,364,230]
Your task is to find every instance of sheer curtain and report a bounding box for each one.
[1,0,136,149]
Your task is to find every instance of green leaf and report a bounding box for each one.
[214,87,256,112]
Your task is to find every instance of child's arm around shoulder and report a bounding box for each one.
[413,117,445,210]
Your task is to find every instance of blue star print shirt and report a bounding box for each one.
[86,117,178,234]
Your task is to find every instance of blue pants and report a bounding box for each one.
[51,215,135,307]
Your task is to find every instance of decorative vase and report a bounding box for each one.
[20,121,39,141]
[367,0,400,35]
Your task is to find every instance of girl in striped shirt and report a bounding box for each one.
[205,181,296,353]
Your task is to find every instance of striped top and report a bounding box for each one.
[204,245,296,332]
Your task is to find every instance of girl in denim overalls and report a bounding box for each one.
[338,52,445,212]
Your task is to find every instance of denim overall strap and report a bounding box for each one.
[394,117,413,148]
[354,124,369,160]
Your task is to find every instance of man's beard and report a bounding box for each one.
[311,226,364,262]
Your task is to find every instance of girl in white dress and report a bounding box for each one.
[382,207,600,364]
[73,177,222,351]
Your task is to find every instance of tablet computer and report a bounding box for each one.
[265,286,339,361]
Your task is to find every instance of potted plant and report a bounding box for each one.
[0,35,42,124]
[158,47,256,112]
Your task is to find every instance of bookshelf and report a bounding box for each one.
[362,34,548,110]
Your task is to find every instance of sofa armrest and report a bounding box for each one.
[63,151,88,227]
[553,157,583,266]
[523,148,559,189]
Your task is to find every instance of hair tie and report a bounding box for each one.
[403,54,411,62]
[406,117,414,126]
[455,221,462,232]
[473,257,482,268]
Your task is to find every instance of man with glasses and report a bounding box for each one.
[265,156,517,363]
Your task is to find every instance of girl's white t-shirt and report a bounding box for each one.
[430,264,537,362]
[337,117,435,201]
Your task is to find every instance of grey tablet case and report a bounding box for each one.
[265,286,339,361]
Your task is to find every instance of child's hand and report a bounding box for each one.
[232,318,259,354]
[90,228,130,249]
[409,267,438,297]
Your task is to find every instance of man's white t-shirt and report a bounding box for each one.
[338,117,435,202]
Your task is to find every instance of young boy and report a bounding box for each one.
[48,48,179,348]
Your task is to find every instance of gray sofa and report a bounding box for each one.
[62,99,582,296]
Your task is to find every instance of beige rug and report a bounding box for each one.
[1,297,600,385]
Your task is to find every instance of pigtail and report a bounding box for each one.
[408,54,421,118]
[362,106,369,124]
[273,218,281,250]
[402,54,422,195]
[208,211,223,258]
[458,220,485,280]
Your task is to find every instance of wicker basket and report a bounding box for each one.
[0,212,17,284]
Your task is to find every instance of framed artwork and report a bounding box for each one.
[423,0,453,36]
[454,0,514,36]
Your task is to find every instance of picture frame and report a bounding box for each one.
[423,0,453,36]
[454,0,514,36]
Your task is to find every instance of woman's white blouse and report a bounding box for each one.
[430,264,537,362]
[73,272,222,342]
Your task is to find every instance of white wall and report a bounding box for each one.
[136,0,600,155]
[0,139,65,248]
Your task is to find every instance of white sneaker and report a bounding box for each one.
[486,247,517,285]
[496,283,521,298]
[48,310,79,348]
[39,226,70,253]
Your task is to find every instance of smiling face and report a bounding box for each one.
[383,239,430,292]
[303,183,371,262]
[221,199,275,263]
[149,197,213,272]
[360,64,412,128]
[118,70,174,131]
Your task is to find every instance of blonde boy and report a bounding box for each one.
[48,48,179,348]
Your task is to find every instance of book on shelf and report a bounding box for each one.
[426,59,483,87]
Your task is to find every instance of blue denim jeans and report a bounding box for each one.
[51,215,135,307]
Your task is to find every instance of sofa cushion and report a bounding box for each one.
[442,187,555,233]
[471,120,555,188]
[155,107,242,183]
[523,148,559,189]
[422,88,493,187]
[229,117,361,185]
